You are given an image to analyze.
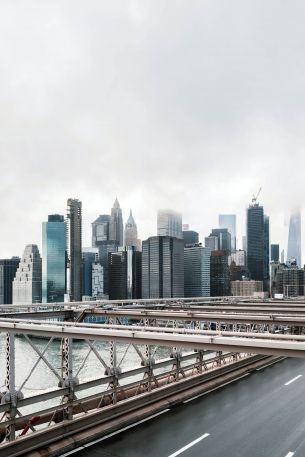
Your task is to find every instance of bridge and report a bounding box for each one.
[1,297,305,457]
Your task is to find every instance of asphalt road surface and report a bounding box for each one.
[68,358,305,457]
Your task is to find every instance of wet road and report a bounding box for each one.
[68,358,305,457]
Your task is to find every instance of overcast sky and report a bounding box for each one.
[1,0,305,259]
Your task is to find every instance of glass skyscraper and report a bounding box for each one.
[218,214,236,251]
[184,245,210,297]
[287,210,302,267]
[247,203,269,290]
[42,215,66,303]
[157,209,183,239]
[142,236,184,298]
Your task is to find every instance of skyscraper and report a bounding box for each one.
[263,215,270,289]
[42,214,66,303]
[142,236,184,298]
[205,236,219,251]
[210,228,231,252]
[125,210,140,250]
[109,198,123,246]
[0,257,20,304]
[92,261,104,298]
[157,209,183,239]
[67,198,82,301]
[210,250,230,296]
[271,244,280,262]
[13,245,42,304]
[247,203,266,284]
[109,246,142,300]
[287,210,302,267]
[183,229,199,246]
[218,214,236,251]
[98,240,119,295]
[184,244,210,297]
[82,248,98,297]
[91,215,110,247]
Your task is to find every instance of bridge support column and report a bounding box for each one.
[3,332,23,441]
[61,338,78,420]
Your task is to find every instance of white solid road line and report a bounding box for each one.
[284,374,302,386]
[285,452,295,457]
[61,409,170,456]
[168,433,210,457]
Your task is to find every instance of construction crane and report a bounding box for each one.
[252,187,262,204]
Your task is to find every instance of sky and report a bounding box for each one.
[1,0,305,259]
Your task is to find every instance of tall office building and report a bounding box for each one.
[219,214,236,251]
[205,236,219,251]
[247,203,265,283]
[109,198,123,246]
[13,245,42,304]
[142,236,184,298]
[98,240,119,295]
[183,229,199,247]
[92,261,104,298]
[67,198,82,301]
[229,250,246,267]
[42,215,66,303]
[210,228,231,252]
[271,244,280,263]
[157,209,183,239]
[82,248,98,297]
[184,244,210,297]
[0,257,20,304]
[210,250,230,296]
[287,210,302,267]
[263,215,270,289]
[92,215,110,247]
[109,246,142,300]
[125,210,141,250]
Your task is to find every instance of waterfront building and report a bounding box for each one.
[272,262,305,297]
[218,214,236,251]
[13,245,42,304]
[0,257,20,304]
[109,198,123,246]
[231,280,263,297]
[184,244,210,297]
[109,246,142,300]
[67,198,82,301]
[271,244,280,263]
[42,215,66,303]
[287,210,302,267]
[157,209,183,239]
[91,215,110,247]
[142,236,184,298]
[210,250,230,296]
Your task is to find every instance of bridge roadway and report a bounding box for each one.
[74,357,305,457]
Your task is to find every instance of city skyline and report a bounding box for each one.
[1,2,305,263]
[0,195,303,266]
